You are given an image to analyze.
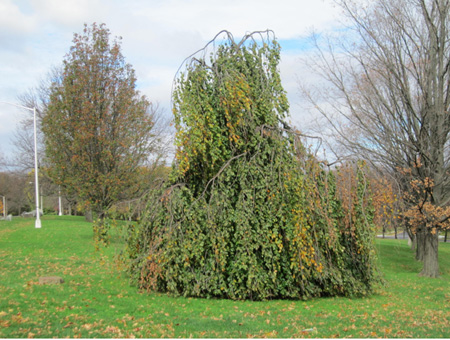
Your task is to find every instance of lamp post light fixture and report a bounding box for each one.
[0,101,41,228]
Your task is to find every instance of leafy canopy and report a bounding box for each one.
[43,23,155,219]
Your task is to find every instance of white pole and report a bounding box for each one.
[58,186,63,216]
[33,107,41,229]
[0,101,41,228]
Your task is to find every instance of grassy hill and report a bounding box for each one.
[0,216,449,338]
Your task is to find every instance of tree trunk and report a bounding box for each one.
[85,209,93,222]
[419,231,440,278]
[97,210,105,222]
[411,235,416,252]
[405,227,415,251]
[415,229,425,261]
[445,230,448,242]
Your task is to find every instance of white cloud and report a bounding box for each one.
[30,0,105,28]
[133,0,339,40]
[0,0,36,32]
[0,0,344,159]
[0,0,37,50]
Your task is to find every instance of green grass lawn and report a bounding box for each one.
[0,216,449,338]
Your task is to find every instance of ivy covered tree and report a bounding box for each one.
[127,31,380,300]
[43,23,158,223]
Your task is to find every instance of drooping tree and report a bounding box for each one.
[127,31,380,300]
[43,23,159,222]
[302,0,450,277]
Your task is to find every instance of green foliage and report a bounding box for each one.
[93,218,113,249]
[127,31,381,300]
[42,23,155,219]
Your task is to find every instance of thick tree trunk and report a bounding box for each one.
[415,230,425,261]
[419,231,440,278]
[445,230,448,242]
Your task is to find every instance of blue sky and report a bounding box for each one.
[0,0,343,160]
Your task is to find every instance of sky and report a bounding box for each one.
[0,0,344,161]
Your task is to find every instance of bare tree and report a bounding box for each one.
[13,66,61,171]
[0,148,6,170]
[0,171,30,215]
[301,0,450,277]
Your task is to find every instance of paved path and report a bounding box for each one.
[377,233,449,242]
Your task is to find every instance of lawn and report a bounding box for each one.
[0,216,449,338]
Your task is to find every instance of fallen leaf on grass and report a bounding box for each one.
[12,312,29,324]
[343,324,356,331]
[0,320,11,328]
[104,326,122,336]
[26,280,39,287]
[264,330,278,337]
[82,324,93,330]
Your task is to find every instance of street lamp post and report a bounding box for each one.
[58,186,63,216]
[0,101,41,228]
